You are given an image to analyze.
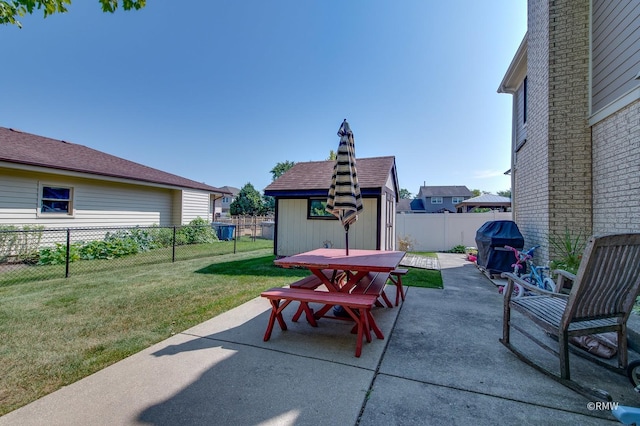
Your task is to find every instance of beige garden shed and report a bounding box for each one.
[264,156,399,257]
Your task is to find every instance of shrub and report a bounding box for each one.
[39,243,80,265]
[148,226,175,248]
[178,217,218,244]
[0,226,18,263]
[0,225,43,264]
[15,226,44,263]
[549,229,586,275]
[448,245,467,254]
[397,235,416,252]
[36,220,219,266]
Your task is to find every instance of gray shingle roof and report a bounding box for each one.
[418,185,473,197]
[457,194,511,205]
[0,127,230,194]
[264,156,396,193]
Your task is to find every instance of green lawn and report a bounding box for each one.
[402,266,443,289]
[0,247,442,415]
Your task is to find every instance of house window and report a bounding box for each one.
[523,76,528,124]
[40,185,73,215]
[431,197,443,204]
[452,197,464,204]
[308,199,336,220]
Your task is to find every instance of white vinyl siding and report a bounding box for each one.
[181,190,211,224]
[0,171,38,223]
[275,197,377,257]
[0,169,173,227]
[591,0,640,115]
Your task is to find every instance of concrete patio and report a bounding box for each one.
[1,253,637,425]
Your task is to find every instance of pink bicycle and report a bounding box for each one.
[500,245,556,298]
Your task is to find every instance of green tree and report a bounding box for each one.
[327,150,337,161]
[471,189,481,197]
[399,188,412,199]
[1,0,145,28]
[262,194,275,215]
[230,183,264,216]
[270,160,295,181]
[497,189,511,198]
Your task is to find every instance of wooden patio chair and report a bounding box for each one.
[501,233,640,398]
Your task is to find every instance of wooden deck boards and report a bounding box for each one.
[399,254,440,270]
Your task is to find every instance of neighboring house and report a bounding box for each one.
[396,198,413,214]
[498,0,640,261]
[413,186,474,213]
[263,156,399,257]
[455,194,511,213]
[0,127,230,227]
[216,186,240,217]
[396,198,426,214]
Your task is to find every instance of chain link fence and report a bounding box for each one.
[215,215,275,240]
[0,222,273,285]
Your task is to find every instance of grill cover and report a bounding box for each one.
[475,220,524,275]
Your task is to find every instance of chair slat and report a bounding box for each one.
[503,233,640,382]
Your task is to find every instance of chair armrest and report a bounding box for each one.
[553,269,576,293]
[500,272,569,299]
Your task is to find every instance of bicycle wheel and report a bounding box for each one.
[543,277,556,292]
[519,274,535,296]
[512,282,525,298]
[502,281,525,299]
[627,360,640,388]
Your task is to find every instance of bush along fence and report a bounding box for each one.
[0,218,271,285]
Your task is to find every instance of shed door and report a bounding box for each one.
[385,196,394,250]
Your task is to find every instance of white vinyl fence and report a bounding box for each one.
[395,211,513,252]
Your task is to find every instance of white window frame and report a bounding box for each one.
[38,183,74,217]
[452,197,465,204]
[431,197,443,204]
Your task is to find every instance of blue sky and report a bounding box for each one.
[2,1,526,197]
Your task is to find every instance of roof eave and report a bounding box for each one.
[265,188,382,198]
[0,160,231,195]
[498,33,528,94]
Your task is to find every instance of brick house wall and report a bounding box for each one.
[504,0,640,263]
[592,100,640,233]
[515,0,551,256]
[546,0,592,245]
[514,0,592,260]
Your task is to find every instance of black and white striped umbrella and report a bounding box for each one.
[326,119,363,255]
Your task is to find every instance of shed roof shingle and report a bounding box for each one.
[264,156,396,193]
[0,127,229,194]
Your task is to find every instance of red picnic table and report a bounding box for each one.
[275,247,405,292]
[264,248,406,356]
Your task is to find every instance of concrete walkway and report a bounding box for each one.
[1,253,637,425]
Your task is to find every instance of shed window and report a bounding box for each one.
[308,199,337,220]
[431,197,443,204]
[40,185,73,214]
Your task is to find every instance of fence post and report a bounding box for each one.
[172,226,176,263]
[65,228,71,278]
[233,223,237,254]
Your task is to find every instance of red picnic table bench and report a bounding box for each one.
[261,248,406,357]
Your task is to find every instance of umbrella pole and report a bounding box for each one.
[345,224,349,256]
